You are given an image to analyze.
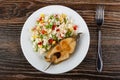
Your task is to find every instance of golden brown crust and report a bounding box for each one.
[45,37,76,64]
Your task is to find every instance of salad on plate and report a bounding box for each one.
[31,13,78,55]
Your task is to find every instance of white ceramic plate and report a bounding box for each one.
[20,5,90,74]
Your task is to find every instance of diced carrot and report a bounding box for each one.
[41,30,47,34]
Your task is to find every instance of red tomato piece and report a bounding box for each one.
[52,25,56,30]
[39,17,42,21]
[38,42,43,45]
[73,25,78,30]
[56,29,60,32]
[48,38,53,44]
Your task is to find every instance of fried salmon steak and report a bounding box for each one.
[45,37,77,64]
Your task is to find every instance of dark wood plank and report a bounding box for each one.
[0,0,120,80]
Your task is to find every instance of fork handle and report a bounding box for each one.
[97,30,103,72]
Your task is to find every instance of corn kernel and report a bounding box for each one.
[69,27,73,31]
[62,13,66,18]
[40,13,45,18]
[52,41,56,45]
[60,17,63,23]
[36,26,40,30]
[32,36,35,39]
[40,20,44,23]
[38,45,42,48]
[32,35,37,39]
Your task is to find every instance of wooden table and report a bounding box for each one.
[0,0,120,80]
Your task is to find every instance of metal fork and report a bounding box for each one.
[95,5,104,72]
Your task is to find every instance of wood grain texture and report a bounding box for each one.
[0,0,120,80]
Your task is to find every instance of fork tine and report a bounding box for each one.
[96,5,102,20]
[99,5,104,19]
[96,5,105,25]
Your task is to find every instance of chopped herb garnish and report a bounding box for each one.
[56,18,59,21]
[52,34,58,41]
[39,35,43,39]
[45,25,49,29]
[64,18,67,24]
[65,30,72,37]
[42,45,48,51]
[49,15,54,19]
[49,23,53,29]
